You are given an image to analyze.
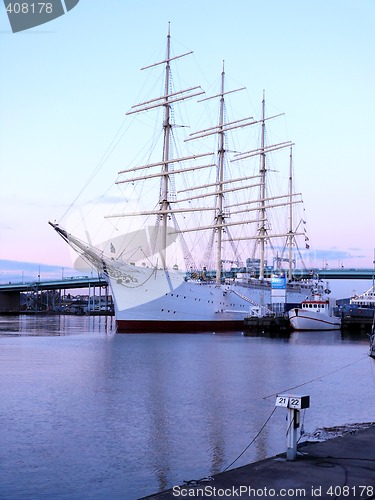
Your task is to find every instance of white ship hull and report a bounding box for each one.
[48,224,311,333]
[105,261,310,332]
[288,308,341,331]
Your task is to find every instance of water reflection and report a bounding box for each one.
[244,330,291,340]
[0,314,114,336]
[246,328,369,345]
[0,317,373,499]
[289,329,343,344]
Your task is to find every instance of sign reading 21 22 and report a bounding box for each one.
[3,0,79,32]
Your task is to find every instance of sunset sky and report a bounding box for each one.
[1,0,375,293]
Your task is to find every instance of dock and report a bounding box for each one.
[142,424,375,499]
[244,312,375,335]
[341,315,374,334]
[243,315,291,334]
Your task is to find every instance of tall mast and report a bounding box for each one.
[121,24,205,269]
[184,69,256,278]
[215,62,226,284]
[288,146,293,281]
[160,23,172,269]
[259,91,267,280]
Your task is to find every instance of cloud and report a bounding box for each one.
[312,249,354,260]
[306,248,372,270]
[0,259,80,284]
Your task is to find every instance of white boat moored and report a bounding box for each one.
[289,282,341,331]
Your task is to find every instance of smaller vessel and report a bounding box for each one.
[350,252,375,313]
[289,281,341,331]
[341,284,375,320]
[350,285,375,309]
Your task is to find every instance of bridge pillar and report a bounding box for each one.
[0,291,20,313]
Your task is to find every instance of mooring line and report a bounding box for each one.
[262,355,368,400]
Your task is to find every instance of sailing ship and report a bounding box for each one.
[50,27,313,332]
[289,281,341,331]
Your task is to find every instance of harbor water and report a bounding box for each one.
[0,315,374,499]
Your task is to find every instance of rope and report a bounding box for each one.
[222,406,277,473]
[181,405,277,487]
[59,118,129,222]
[262,355,368,400]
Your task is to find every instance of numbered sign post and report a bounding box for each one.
[275,394,310,460]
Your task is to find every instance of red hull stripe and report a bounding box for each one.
[116,319,244,333]
[289,314,339,326]
[302,301,329,304]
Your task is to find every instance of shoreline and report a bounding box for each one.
[141,422,375,499]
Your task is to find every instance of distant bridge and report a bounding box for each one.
[203,268,375,281]
[0,276,109,313]
[299,269,375,280]
[0,275,108,293]
[271,268,375,280]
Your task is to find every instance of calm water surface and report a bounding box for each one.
[0,315,374,499]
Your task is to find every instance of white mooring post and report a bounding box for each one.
[275,394,310,460]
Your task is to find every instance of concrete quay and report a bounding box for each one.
[142,425,375,499]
